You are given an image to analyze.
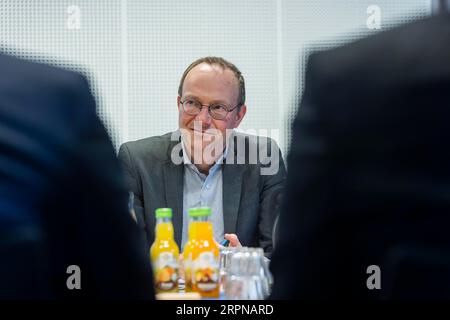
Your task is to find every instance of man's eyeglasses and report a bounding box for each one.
[180,98,240,120]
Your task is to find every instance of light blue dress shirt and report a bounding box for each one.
[180,140,228,250]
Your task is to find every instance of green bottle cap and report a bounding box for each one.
[188,207,211,217]
[155,208,173,218]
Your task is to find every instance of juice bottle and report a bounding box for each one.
[150,208,179,293]
[182,210,198,293]
[190,207,220,298]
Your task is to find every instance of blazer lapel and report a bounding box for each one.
[222,133,247,235]
[222,164,245,235]
[163,136,184,247]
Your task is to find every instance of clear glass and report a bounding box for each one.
[219,247,237,294]
[223,247,273,300]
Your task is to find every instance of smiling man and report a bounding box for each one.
[118,57,286,256]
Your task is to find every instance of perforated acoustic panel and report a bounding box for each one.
[281,0,431,154]
[0,0,431,154]
[127,0,278,146]
[0,1,123,147]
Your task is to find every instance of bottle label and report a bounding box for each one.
[184,252,192,285]
[193,252,219,292]
[154,252,178,291]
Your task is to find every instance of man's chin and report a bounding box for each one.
[187,129,221,141]
[192,141,225,164]
[181,128,224,152]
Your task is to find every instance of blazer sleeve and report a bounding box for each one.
[117,143,147,233]
[259,138,287,259]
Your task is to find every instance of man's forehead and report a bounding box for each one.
[188,63,236,81]
[195,62,224,72]
[183,63,239,98]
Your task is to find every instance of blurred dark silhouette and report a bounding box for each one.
[270,188,283,250]
[270,13,450,299]
[433,0,450,14]
[0,53,154,299]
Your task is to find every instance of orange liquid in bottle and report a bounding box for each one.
[183,221,197,293]
[190,212,220,298]
[150,208,180,294]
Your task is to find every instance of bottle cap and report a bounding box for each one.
[188,207,211,217]
[155,208,173,218]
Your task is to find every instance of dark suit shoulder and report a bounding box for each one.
[119,132,176,163]
[0,53,97,155]
[228,132,284,174]
[232,131,281,156]
[0,53,88,92]
[310,15,450,84]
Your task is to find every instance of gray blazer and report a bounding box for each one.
[118,131,286,256]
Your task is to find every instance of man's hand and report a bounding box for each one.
[224,233,242,247]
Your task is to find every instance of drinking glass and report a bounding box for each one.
[224,247,273,300]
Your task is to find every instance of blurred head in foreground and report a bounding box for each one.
[0,53,154,299]
[271,13,450,299]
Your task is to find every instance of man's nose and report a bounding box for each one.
[195,105,212,124]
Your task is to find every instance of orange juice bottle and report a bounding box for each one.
[150,208,179,294]
[182,211,198,293]
[189,207,220,298]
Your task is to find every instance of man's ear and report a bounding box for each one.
[233,104,247,127]
[177,96,182,111]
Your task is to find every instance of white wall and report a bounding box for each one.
[0,0,431,155]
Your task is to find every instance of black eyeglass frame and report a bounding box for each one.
[180,98,241,120]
